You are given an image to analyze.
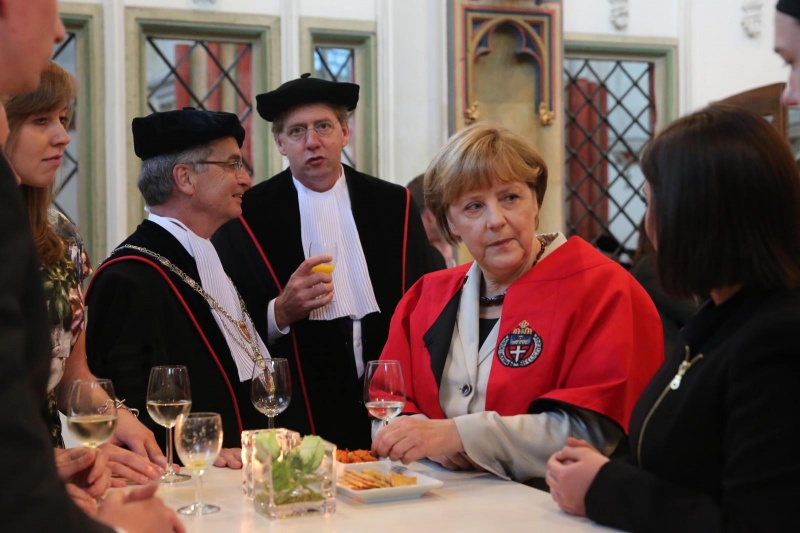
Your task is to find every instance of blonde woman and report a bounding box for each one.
[372,123,663,481]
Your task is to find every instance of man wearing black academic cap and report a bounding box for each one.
[86,108,269,459]
[213,74,435,449]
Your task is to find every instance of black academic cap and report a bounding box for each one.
[132,107,245,160]
[777,0,800,21]
[255,73,359,122]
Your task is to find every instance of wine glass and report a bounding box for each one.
[147,365,192,483]
[251,358,292,429]
[363,360,406,428]
[174,412,223,516]
[66,379,118,449]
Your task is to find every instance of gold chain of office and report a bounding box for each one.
[115,244,264,363]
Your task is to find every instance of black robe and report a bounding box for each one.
[0,156,113,532]
[86,220,265,449]
[213,165,435,449]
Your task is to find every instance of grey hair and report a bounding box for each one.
[137,144,213,206]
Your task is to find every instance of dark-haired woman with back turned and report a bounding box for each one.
[546,104,800,532]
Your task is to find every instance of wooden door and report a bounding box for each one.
[716,82,788,139]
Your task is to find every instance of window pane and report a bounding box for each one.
[145,38,255,175]
[564,57,656,267]
[314,46,356,169]
[51,33,80,226]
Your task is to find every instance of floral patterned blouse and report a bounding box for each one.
[44,209,93,447]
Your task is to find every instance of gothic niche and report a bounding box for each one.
[460,7,557,141]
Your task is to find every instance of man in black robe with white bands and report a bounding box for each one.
[213,74,435,449]
[87,108,269,458]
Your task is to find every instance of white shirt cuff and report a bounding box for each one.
[267,298,290,342]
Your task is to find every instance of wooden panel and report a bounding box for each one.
[717,83,787,139]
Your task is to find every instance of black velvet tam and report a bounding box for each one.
[132,107,245,160]
[777,0,800,20]
[256,73,359,122]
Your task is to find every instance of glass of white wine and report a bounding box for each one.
[363,360,406,428]
[251,358,291,429]
[66,379,118,449]
[175,412,223,516]
[147,365,192,483]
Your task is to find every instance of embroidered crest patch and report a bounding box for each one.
[497,320,542,367]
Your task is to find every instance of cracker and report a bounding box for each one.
[389,472,417,487]
[341,469,390,490]
[340,467,417,490]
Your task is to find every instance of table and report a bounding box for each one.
[155,462,619,532]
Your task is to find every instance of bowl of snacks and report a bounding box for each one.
[336,448,378,464]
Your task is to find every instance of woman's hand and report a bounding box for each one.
[546,437,609,517]
[54,447,112,498]
[371,417,466,465]
[99,442,165,486]
[111,409,167,468]
[214,448,243,469]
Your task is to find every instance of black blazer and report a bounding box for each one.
[0,156,113,532]
[585,288,800,532]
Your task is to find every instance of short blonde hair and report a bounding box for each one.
[424,122,548,245]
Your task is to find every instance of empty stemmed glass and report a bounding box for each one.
[363,360,406,428]
[175,412,223,515]
[66,379,118,449]
[147,365,192,483]
[251,358,292,429]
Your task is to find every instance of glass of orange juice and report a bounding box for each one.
[310,242,337,301]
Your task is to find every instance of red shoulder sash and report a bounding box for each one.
[88,255,244,434]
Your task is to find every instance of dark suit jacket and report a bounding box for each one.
[0,156,113,532]
[586,288,800,532]
[86,221,265,449]
[213,165,435,449]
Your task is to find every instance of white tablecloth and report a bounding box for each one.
[154,461,619,532]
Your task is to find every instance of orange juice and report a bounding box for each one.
[312,263,336,274]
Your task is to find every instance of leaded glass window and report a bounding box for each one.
[145,38,254,174]
[314,46,357,169]
[51,33,80,224]
[564,57,656,267]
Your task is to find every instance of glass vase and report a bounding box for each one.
[252,428,337,519]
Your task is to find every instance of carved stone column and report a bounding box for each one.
[448,0,563,232]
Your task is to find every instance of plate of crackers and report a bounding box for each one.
[336,461,443,503]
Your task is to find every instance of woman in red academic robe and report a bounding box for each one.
[371,123,663,482]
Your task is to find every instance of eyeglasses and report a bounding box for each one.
[196,160,245,173]
[283,121,337,142]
